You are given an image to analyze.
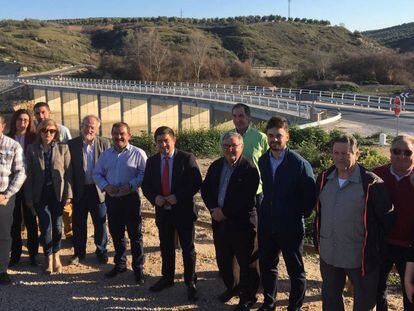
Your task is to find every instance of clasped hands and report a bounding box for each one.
[155,194,177,207]
[211,207,226,222]
[104,184,132,197]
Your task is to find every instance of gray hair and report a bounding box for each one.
[82,115,101,127]
[391,135,414,148]
[222,132,244,145]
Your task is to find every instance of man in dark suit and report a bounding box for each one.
[201,132,260,311]
[68,115,110,265]
[142,126,202,301]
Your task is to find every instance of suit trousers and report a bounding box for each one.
[258,229,306,310]
[0,196,15,273]
[72,185,108,258]
[106,192,144,272]
[376,243,414,311]
[35,185,63,256]
[320,259,379,311]
[10,189,39,260]
[156,209,196,285]
[213,222,256,302]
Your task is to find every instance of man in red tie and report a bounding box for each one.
[142,126,202,301]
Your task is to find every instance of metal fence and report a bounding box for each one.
[18,77,312,119]
[39,77,414,112]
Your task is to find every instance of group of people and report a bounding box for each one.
[0,101,413,311]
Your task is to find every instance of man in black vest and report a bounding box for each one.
[142,126,202,301]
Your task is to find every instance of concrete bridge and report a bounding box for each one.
[19,78,325,137]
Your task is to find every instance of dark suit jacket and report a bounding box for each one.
[142,149,202,224]
[68,135,110,203]
[201,155,259,230]
[25,142,72,205]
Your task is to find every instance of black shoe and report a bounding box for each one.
[29,255,38,267]
[97,254,108,264]
[69,255,85,265]
[0,273,12,285]
[134,271,145,285]
[8,258,19,268]
[257,303,276,311]
[218,288,238,303]
[105,266,127,278]
[187,283,198,302]
[149,278,174,292]
[234,298,257,311]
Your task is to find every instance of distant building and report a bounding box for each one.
[252,67,293,78]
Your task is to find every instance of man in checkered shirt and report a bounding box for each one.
[0,113,26,285]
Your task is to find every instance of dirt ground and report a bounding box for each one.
[1,160,404,310]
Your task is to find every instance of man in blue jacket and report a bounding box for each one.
[257,116,316,311]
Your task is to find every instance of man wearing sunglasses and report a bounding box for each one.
[374,135,414,310]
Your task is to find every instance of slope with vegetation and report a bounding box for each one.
[363,22,414,52]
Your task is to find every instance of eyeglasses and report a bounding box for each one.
[391,148,413,157]
[41,128,57,135]
[222,144,242,150]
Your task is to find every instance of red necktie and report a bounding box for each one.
[162,156,170,196]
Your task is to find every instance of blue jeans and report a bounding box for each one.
[35,186,63,256]
[72,185,108,258]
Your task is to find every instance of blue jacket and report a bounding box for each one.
[258,148,316,235]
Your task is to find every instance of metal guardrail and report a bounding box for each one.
[41,77,414,112]
[18,78,312,119]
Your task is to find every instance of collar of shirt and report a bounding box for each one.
[111,143,131,154]
[161,149,176,161]
[390,165,413,182]
[83,139,95,151]
[223,156,241,169]
[40,141,56,151]
[328,164,361,184]
[269,148,286,162]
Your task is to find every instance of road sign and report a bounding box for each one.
[394,96,401,116]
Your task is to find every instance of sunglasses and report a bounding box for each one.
[41,128,57,135]
[391,148,413,157]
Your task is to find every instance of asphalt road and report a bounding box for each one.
[315,104,414,135]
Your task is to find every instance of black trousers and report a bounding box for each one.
[213,222,256,302]
[106,192,144,272]
[156,209,196,285]
[72,185,108,258]
[321,259,379,311]
[376,243,414,311]
[258,229,306,310]
[10,189,39,260]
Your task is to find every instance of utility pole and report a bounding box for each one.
[288,0,291,19]
[180,8,183,18]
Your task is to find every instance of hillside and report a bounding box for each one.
[0,18,387,75]
[363,22,414,52]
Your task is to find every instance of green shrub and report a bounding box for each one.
[176,128,223,158]
[130,131,156,156]
[359,148,389,170]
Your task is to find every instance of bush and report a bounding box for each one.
[359,148,389,170]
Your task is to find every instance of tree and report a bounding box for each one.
[188,33,211,82]
[126,29,170,81]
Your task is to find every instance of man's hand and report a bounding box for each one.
[0,194,6,204]
[117,184,131,196]
[405,262,414,304]
[165,195,177,205]
[211,208,226,222]
[155,195,166,207]
[104,185,119,196]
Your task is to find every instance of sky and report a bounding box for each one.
[0,0,413,32]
